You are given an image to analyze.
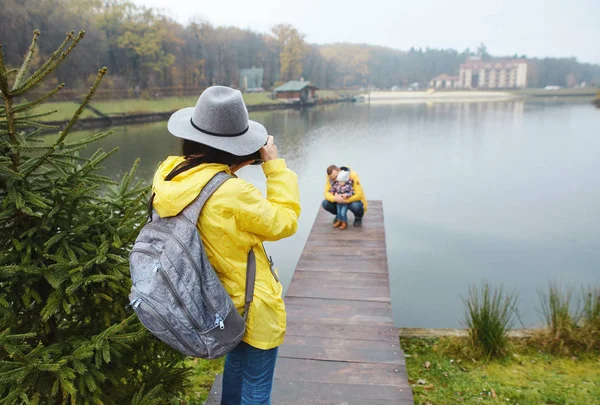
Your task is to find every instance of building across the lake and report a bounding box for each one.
[239,67,264,92]
[273,80,318,104]
[430,74,460,89]
[459,56,528,89]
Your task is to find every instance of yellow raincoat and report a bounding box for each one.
[152,157,300,350]
[323,167,368,211]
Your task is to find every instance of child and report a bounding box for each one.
[329,168,355,230]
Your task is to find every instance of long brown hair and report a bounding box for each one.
[147,139,257,221]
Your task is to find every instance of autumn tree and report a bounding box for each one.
[271,24,309,83]
[1,0,599,90]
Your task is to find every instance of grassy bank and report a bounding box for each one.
[35,93,284,122]
[402,337,600,405]
[511,87,599,97]
[34,90,359,122]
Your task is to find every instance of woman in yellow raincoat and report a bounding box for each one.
[151,86,300,405]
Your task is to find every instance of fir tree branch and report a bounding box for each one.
[10,144,56,153]
[118,158,139,195]
[60,67,107,139]
[13,31,75,97]
[61,130,112,149]
[14,120,60,131]
[22,109,59,120]
[11,31,85,97]
[11,30,40,90]
[20,69,107,179]
[0,75,19,170]
[22,128,47,139]
[12,83,65,114]
[0,45,10,94]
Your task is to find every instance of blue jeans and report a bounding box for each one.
[336,203,349,222]
[221,341,279,405]
[322,200,364,219]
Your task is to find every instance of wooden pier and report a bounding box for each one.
[207,201,413,404]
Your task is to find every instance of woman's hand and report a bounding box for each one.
[260,136,278,162]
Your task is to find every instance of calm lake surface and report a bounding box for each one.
[58,100,600,328]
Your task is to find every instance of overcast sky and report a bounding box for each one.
[132,0,600,64]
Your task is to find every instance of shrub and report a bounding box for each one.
[535,282,600,354]
[582,286,600,328]
[462,282,518,358]
[537,282,580,353]
[581,286,600,351]
[0,31,189,403]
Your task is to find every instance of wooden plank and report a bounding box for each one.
[307,229,386,238]
[284,297,395,325]
[296,257,387,267]
[291,270,391,283]
[272,380,414,405]
[279,335,402,364]
[301,247,388,256]
[295,259,388,273]
[294,265,388,274]
[286,285,391,302]
[304,239,385,248]
[274,357,406,386]
[287,271,391,298]
[285,321,399,342]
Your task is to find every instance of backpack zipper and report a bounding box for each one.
[142,225,221,318]
[158,263,209,333]
[131,246,223,332]
[132,292,198,355]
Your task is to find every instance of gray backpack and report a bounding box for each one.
[128,172,256,359]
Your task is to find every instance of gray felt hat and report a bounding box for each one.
[167,86,268,156]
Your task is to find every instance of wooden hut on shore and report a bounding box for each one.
[273,80,318,104]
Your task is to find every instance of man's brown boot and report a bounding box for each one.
[333,220,342,228]
[340,221,348,230]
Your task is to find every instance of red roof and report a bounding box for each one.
[460,59,527,70]
[431,73,459,81]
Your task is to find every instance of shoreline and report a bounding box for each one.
[368,90,521,103]
[41,89,597,132]
[367,89,599,103]
[42,100,334,132]
[399,327,537,339]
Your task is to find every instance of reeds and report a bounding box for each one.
[462,282,518,358]
[534,282,599,354]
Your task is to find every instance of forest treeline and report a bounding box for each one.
[1,0,599,92]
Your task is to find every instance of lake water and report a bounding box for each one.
[57,100,600,328]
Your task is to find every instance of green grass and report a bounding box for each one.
[402,337,600,405]
[176,357,224,405]
[34,93,284,122]
[30,89,362,122]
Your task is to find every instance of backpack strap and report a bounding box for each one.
[181,171,257,321]
[181,171,232,224]
[244,249,256,320]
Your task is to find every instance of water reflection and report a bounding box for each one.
[41,101,600,328]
